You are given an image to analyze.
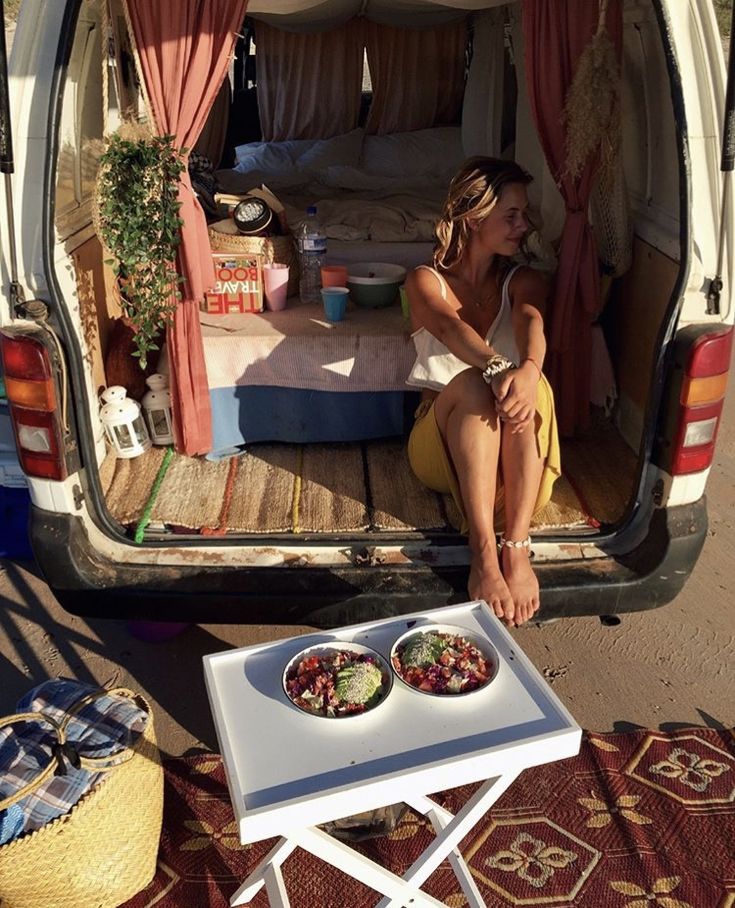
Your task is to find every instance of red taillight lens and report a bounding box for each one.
[1,331,67,481]
[1,333,52,380]
[670,327,732,476]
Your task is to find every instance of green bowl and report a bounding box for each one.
[346,263,407,309]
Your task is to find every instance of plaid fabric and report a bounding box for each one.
[0,679,147,844]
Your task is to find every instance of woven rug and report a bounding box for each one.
[104,442,596,536]
[121,727,735,907]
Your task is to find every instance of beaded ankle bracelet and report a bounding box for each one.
[497,535,532,550]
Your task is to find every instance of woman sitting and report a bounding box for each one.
[405,157,561,627]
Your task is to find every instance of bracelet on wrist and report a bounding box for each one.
[481,354,516,385]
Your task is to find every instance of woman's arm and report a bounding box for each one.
[493,268,550,432]
[405,267,498,369]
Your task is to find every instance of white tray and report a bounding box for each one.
[203,600,581,844]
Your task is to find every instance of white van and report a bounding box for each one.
[0,0,731,626]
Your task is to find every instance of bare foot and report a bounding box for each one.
[499,546,540,626]
[468,549,516,626]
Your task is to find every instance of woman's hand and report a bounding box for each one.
[491,362,540,433]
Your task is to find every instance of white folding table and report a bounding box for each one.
[203,600,581,907]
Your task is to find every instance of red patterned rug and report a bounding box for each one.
[122,727,735,907]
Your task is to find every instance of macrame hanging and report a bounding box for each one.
[562,0,632,278]
[561,0,620,184]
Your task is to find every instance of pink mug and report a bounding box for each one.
[321,265,348,288]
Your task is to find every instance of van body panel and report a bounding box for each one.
[30,496,706,625]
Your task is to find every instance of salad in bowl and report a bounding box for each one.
[390,624,497,696]
[283,641,392,718]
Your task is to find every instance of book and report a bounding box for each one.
[203,253,264,314]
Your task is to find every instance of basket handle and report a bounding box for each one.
[0,687,152,811]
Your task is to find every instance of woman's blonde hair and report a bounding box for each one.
[434,156,533,270]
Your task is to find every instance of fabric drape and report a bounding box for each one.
[124,0,248,455]
[521,0,623,436]
[365,20,467,136]
[256,20,365,141]
[461,8,506,158]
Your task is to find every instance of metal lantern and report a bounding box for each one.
[99,385,151,458]
[141,373,175,445]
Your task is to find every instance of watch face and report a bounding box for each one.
[233,197,272,234]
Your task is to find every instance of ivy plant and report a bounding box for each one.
[97,131,185,369]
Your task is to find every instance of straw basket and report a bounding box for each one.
[0,688,163,908]
[209,219,300,296]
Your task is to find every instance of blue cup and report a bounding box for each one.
[321,286,349,322]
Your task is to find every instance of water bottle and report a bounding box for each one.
[297,206,327,305]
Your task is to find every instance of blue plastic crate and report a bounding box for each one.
[0,485,32,559]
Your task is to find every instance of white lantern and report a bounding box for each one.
[99,386,152,458]
[141,373,175,445]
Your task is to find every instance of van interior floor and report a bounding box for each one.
[99,417,637,541]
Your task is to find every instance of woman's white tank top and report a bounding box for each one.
[406,264,521,392]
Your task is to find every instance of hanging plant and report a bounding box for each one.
[95,123,186,369]
[561,0,621,184]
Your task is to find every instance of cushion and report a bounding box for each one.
[361,127,465,181]
[231,131,365,188]
[296,128,364,176]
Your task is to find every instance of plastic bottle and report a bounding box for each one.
[297,206,327,305]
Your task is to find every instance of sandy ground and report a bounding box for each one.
[0,380,733,756]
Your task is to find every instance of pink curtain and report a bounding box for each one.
[125,0,248,455]
[522,0,622,436]
[365,20,467,136]
[256,20,365,141]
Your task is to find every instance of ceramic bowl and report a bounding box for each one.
[346,262,406,308]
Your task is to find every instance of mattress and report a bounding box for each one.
[196,302,419,452]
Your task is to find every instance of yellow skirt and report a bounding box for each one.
[407,374,562,534]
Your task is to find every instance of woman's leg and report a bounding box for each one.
[433,370,515,625]
[498,421,545,625]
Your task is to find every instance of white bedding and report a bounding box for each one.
[213,126,457,247]
[281,186,445,243]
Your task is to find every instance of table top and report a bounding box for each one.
[203,601,581,843]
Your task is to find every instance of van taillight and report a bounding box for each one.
[0,331,67,481]
[670,327,732,475]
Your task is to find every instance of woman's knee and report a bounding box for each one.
[441,369,497,417]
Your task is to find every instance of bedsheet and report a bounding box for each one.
[196,302,419,451]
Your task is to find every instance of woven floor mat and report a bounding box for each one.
[532,473,594,530]
[224,445,297,533]
[151,454,231,529]
[104,447,168,524]
[367,440,447,531]
[561,427,638,525]
[296,444,368,532]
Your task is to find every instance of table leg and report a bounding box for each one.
[376,770,522,908]
[230,837,298,907]
[288,825,446,908]
[402,797,485,908]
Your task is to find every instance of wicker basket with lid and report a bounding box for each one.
[208,219,299,297]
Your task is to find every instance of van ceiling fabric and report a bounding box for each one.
[521,0,623,437]
[123,0,249,455]
[365,19,467,136]
[247,0,507,30]
[256,19,365,141]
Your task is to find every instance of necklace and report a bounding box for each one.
[474,276,500,309]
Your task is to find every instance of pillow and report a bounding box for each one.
[296,128,364,176]
[361,127,464,181]
[234,138,315,167]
